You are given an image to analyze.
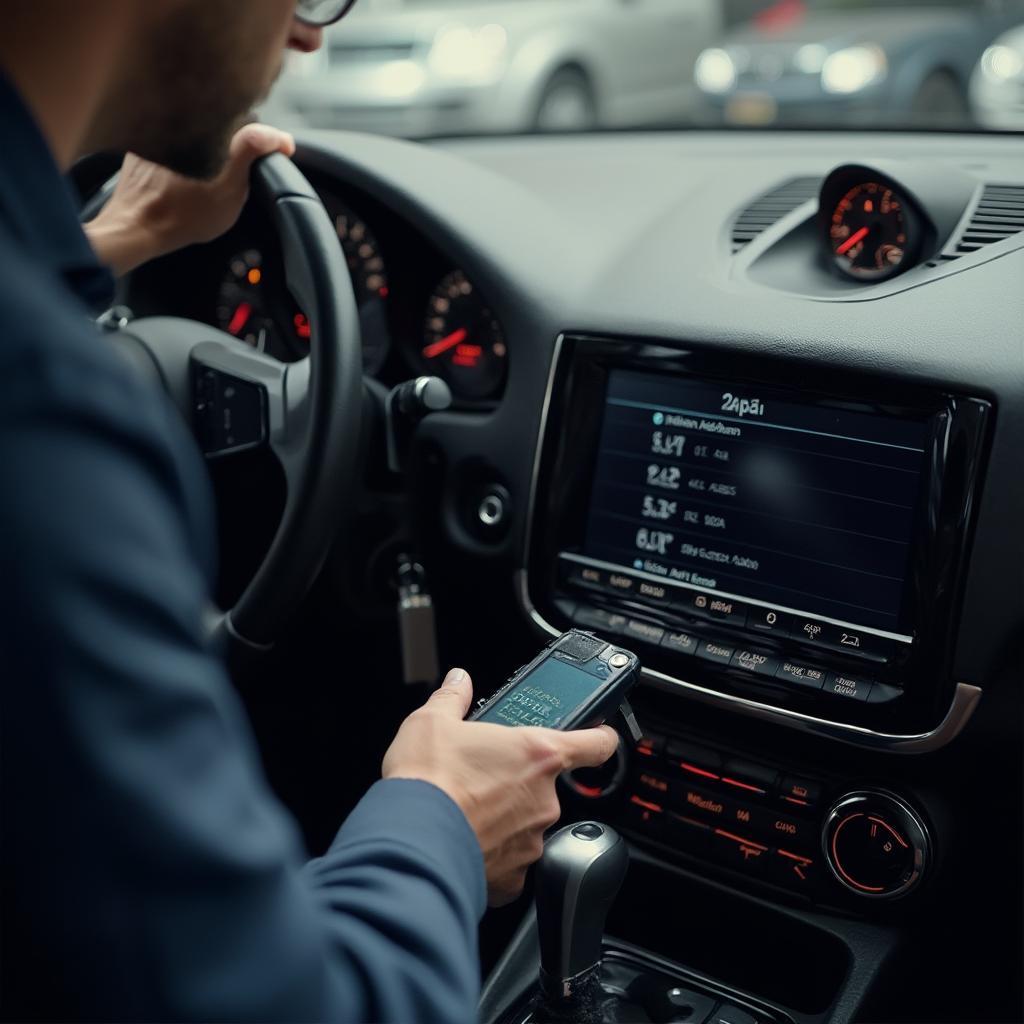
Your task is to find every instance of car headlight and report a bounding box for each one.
[695,48,737,94]
[821,45,887,95]
[428,23,508,81]
[980,43,1024,83]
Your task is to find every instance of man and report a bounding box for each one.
[0,2,617,1021]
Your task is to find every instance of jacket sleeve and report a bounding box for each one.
[0,311,486,1023]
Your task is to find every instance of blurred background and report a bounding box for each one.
[258,0,1024,138]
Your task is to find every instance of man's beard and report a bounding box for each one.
[118,3,278,179]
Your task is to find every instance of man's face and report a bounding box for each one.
[117,0,312,179]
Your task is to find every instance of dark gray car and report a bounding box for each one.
[694,0,1024,127]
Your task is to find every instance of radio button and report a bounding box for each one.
[634,731,666,760]
[730,649,782,679]
[824,672,872,702]
[636,579,671,604]
[710,828,770,876]
[778,775,822,810]
[606,572,637,596]
[721,758,777,798]
[696,639,736,666]
[676,783,729,823]
[624,794,665,838]
[660,630,700,656]
[792,617,831,647]
[676,590,747,626]
[563,563,605,591]
[623,618,665,646]
[775,661,827,691]
[770,848,817,891]
[636,771,672,801]
[666,739,723,779]
[747,606,792,636]
[666,812,713,855]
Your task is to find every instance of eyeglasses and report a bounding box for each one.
[296,0,358,28]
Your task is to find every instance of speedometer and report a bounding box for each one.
[421,271,507,401]
[829,182,910,281]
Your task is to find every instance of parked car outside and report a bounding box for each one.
[969,21,1024,126]
[692,0,1024,127]
[264,0,721,137]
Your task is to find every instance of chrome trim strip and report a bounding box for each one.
[514,333,982,753]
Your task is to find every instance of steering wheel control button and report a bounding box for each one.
[570,823,605,841]
[730,649,782,679]
[824,791,930,899]
[824,672,873,701]
[192,366,267,457]
[775,660,827,691]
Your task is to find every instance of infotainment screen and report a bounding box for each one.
[581,370,931,638]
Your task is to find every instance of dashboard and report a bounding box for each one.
[117,127,1022,1023]
[125,176,509,405]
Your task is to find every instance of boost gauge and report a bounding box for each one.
[819,165,928,283]
[421,270,507,401]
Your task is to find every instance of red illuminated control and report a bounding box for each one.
[823,791,929,899]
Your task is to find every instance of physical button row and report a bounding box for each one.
[574,605,902,705]
[563,561,895,662]
[634,733,822,812]
[624,792,817,894]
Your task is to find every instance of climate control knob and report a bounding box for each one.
[823,791,929,899]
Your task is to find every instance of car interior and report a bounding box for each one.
[71,5,1023,1022]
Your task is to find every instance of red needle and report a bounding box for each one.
[836,226,869,256]
[227,302,252,336]
[422,327,468,360]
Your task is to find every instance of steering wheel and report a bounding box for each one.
[104,155,364,652]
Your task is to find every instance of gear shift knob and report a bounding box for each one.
[536,822,629,1003]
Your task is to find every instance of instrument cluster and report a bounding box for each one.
[211,184,509,405]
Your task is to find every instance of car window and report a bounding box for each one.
[260,0,1024,135]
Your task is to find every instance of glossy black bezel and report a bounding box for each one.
[527,336,991,736]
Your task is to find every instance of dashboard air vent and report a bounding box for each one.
[932,184,1024,265]
[731,176,820,253]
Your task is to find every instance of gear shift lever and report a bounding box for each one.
[536,822,629,1018]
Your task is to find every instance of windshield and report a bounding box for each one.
[260,0,1024,136]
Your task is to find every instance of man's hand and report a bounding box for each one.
[84,124,296,278]
[382,668,619,907]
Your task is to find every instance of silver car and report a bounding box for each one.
[267,0,720,136]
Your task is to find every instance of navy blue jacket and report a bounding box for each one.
[0,72,486,1022]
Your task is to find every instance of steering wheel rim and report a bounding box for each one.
[105,154,363,649]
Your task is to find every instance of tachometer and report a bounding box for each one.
[333,203,391,375]
[216,249,283,352]
[828,181,912,281]
[421,270,507,401]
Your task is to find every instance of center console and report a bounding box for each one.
[520,335,989,749]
